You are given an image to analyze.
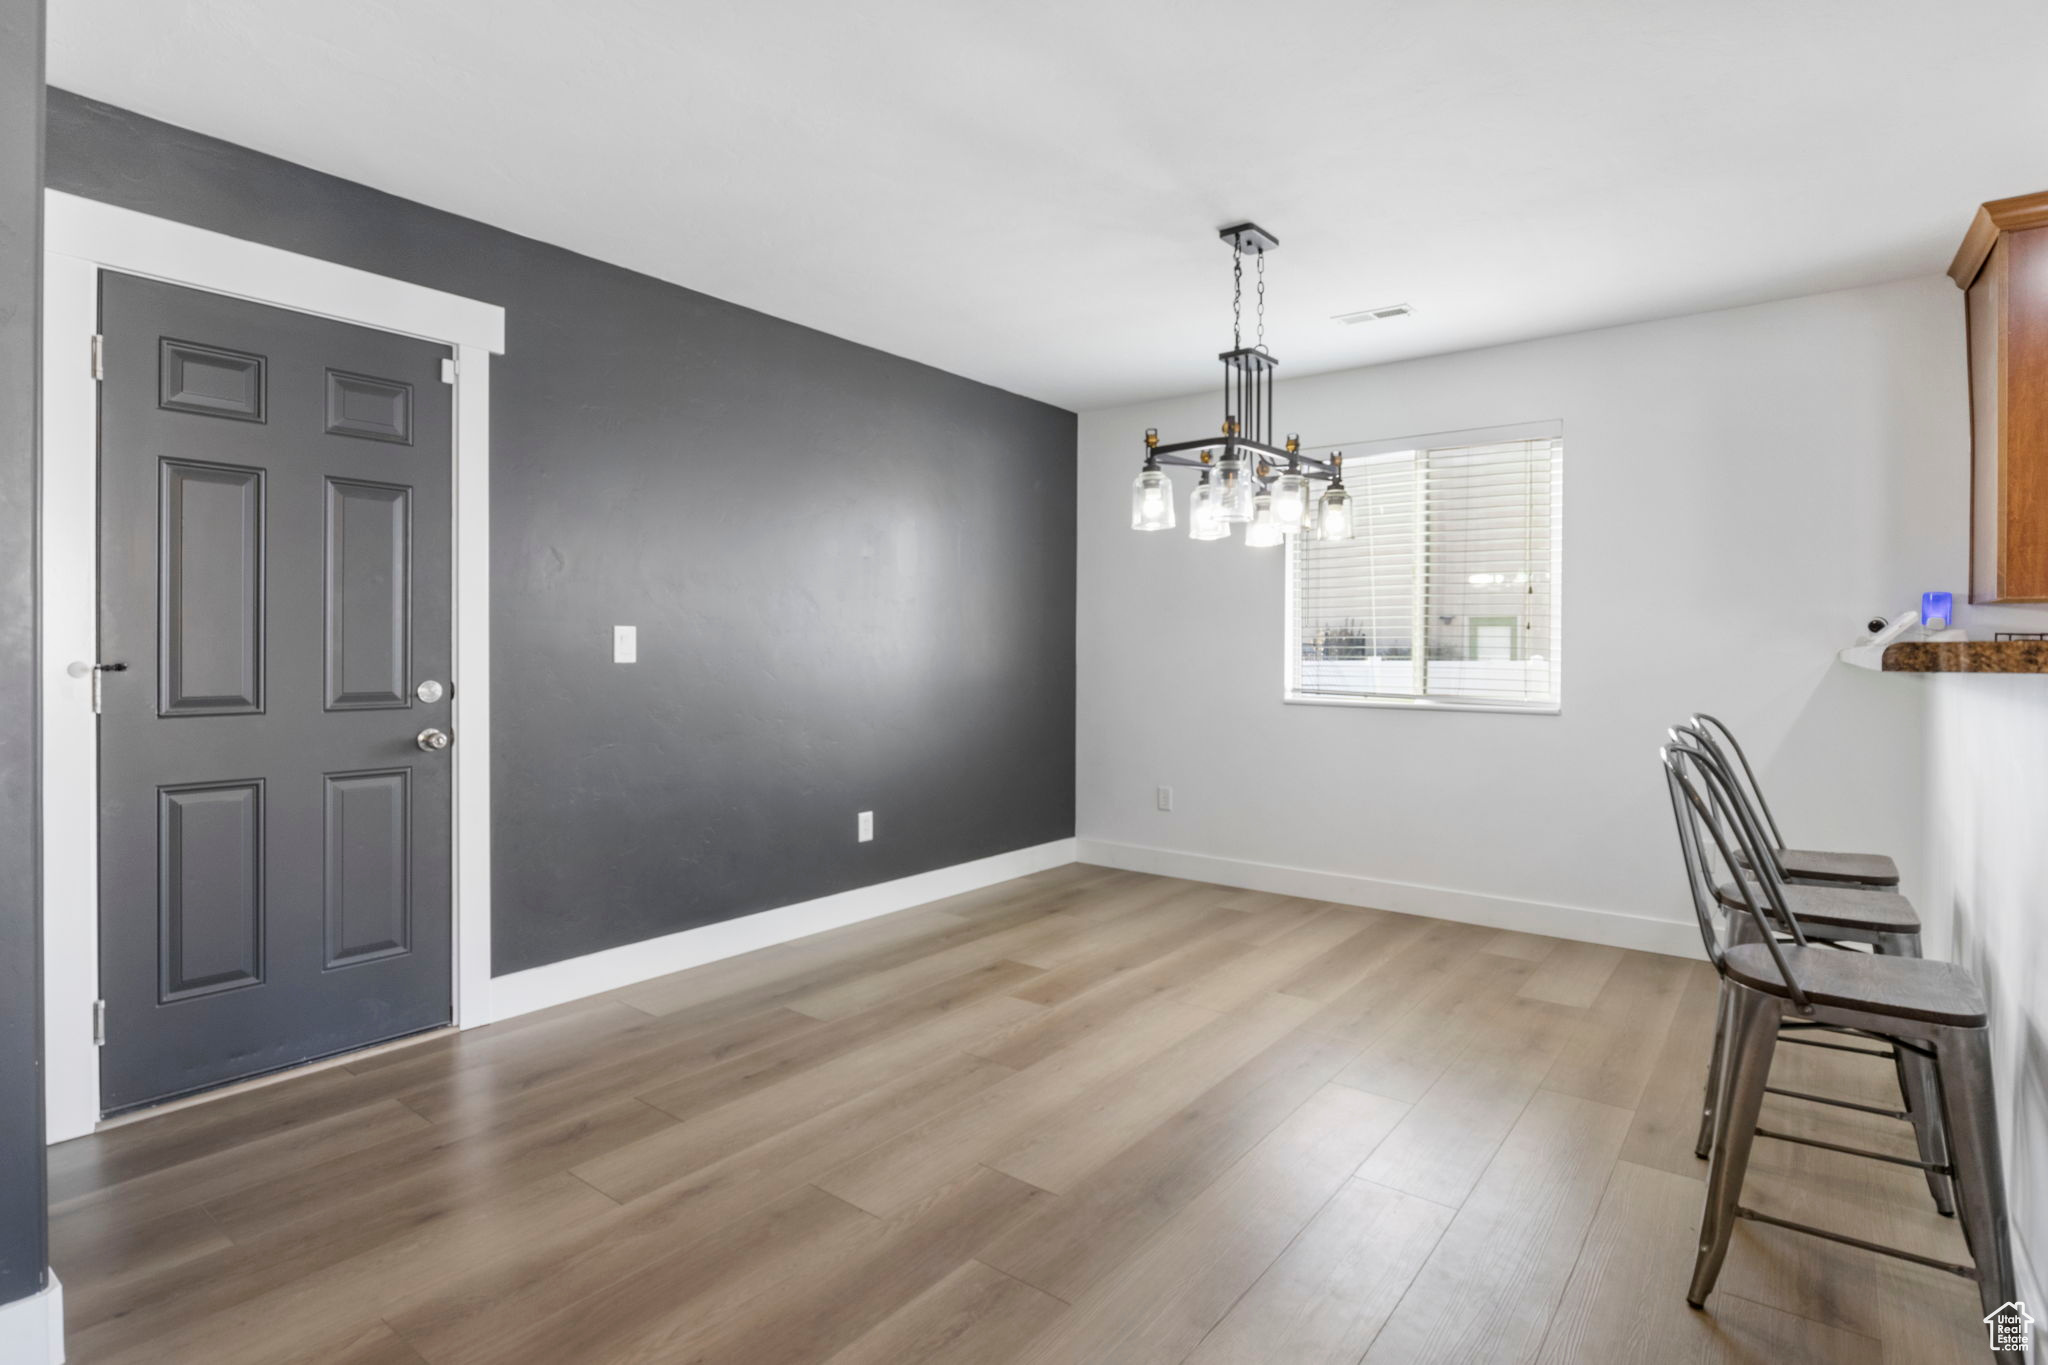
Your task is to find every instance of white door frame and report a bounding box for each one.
[39,190,505,1142]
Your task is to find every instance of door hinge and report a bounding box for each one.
[90,334,104,380]
[439,356,457,385]
[92,1000,107,1047]
[70,659,128,714]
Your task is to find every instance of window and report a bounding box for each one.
[1287,424,1562,712]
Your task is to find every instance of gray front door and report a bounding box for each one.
[97,272,454,1113]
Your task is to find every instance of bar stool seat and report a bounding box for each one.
[1722,942,1988,1027]
[1736,845,1900,886]
[1776,847,1900,886]
[1713,880,1920,935]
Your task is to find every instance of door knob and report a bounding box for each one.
[416,727,452,752]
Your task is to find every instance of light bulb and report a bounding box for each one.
[1244,491,1283,548]
[1188,477,1231,540]
[1215,456,1254,523]
[1130,464,1175,531]
[1271,473,1309,528]
[1318,483,1352,542]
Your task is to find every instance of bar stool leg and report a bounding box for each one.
[1690,983,1779,1309]
[1874,931,1956,1218]
[1695,981,1731,1160]
[1892,1044,1956,1217]
[1935,1025,2020,1358]
[1696,913,1765,1162]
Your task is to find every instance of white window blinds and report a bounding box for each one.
[1288,432,1562,710]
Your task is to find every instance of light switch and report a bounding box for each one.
[613,625,637,663]
[857,811,874,843]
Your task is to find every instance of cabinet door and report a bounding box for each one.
[1971,225,2048,602]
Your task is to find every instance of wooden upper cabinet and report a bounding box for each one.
[1953,190,2048,602]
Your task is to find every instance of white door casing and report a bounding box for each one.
[39,190,504,1142]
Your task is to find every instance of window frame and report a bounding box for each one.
[1283,419,1564,717]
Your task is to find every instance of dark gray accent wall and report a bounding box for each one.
[0,0,48,1308]
[48,91,1077,976]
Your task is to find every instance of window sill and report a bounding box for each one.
[1284,692,1562,716]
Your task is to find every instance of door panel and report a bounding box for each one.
[323,477,412,710]
[158,458,265,715]
[323,768,413,968]
[325,369,414,444]
[157,338,265,422]
[99,272,454,1113]
[157,779,265,1001]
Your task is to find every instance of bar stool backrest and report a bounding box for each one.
[1672,722,1799,933]
[1662,738,1813,1013]
[1689,714,1789,874]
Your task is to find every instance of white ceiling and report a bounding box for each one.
[47,0,2048,411]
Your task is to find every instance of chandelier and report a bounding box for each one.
[1130,223,1350,546]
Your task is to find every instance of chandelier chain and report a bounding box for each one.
[1232,238,1244,352]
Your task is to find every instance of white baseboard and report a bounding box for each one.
[1075,838,1703,960]
[484,838,1079,1022]
[0,1274,63,1365]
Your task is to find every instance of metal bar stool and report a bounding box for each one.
[1691,713,1900,887]
[1662,741,2017,1361]
[1674,723,1953,1215]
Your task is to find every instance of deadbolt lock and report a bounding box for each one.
[415,679,447,704]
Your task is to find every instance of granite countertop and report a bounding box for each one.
[1881,640,2048,672]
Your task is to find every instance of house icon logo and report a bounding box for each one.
[1984,1300,2033,1352]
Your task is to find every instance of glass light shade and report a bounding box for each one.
[1317,483,1353,542]
[1215,456,1255,522]
[1188,478,1231,540]
[1130,465,1175,531]
[1244,492,1283,548]
[1270,472,1309,528]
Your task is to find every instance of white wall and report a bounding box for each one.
[1077,276,1968,953]
[1926,674,2048,1313]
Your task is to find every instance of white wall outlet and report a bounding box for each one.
[1156,785,1173,812]
[613,625,637,663]
[857,810,874,843]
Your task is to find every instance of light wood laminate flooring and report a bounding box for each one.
[49,865,1989,1363]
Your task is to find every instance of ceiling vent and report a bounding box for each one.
[1332,303,1415,324]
